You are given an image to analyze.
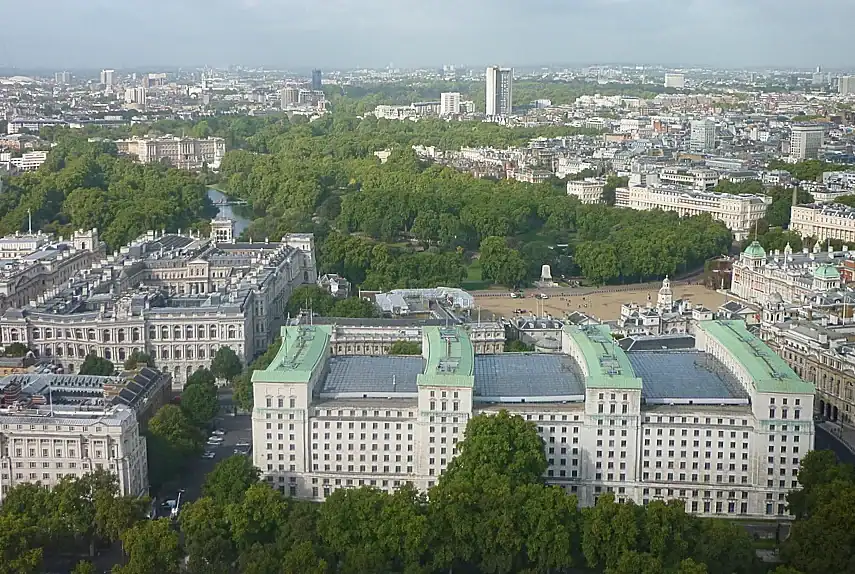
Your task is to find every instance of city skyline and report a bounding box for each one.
[0,0,853,69]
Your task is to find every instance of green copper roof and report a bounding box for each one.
[251,325,331,384]
[563,324,642,390]
[417,326,474,388]
[813,264,840,280]
[743,240,766,259]
[697,320,814,395]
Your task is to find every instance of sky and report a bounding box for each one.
[0,0,852,70]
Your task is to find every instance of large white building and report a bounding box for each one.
[100,69,116,87]
[790,203,855,244]
[566,178,605,204]
[730,240,847,306]
[664,73,686,88]
[373,105,417,121]
[839,76,855,96]
[485,66,513,117]
[0,222,317,388]
[689,120,716,153]
[614,185,770,240]
[440,92,461,116]
[9,151,48,172]
[6,118,67,135]
[789,125,825,160]
[659,167,719,190]
[251,321,814,518]
[115,136,226,171]
[0,370,163,501]
[0,230,104,314]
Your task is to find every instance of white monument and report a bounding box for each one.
[541,264,553,282]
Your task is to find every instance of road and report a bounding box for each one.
[86,389,252,573]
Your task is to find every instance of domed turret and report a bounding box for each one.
[743,240,766,259]
[657,276,673,309]
[812,264,841,291]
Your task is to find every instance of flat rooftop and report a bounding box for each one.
[628,351,749,404]
[474,354,585,402]
[319,356,425,397]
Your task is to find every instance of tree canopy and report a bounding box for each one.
[0,136,211,250]
[78,353,114,376]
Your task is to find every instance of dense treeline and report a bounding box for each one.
[0,470,149,573]
[215,119,732,287]
[35,113,732,288]
[0,137,210,248]
[327,79,696,115]
[767,159,853,182]
[1,411,845,574]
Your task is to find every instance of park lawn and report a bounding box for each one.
[462,260,492,290]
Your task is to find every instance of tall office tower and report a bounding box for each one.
[689,119,716,153]
[839,76,855,96]
[789,124,825,160]
[311,69,322,91]
[281,86,300,108]
[664,73,685,88]
[100,69,115,86]
[485,66,513,117]
[54,71,71,85]
[440,92,461,115]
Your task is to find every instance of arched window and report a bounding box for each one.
[44,347,52,357]
[161,326,169,340]
[174,348,182,360]
[45,328,53,339]
[118,348,126,361]
[186,326,194,340]
[9,329,19,342]
[198,347,206,360]
[87,329,96,341]
[75,329,83,340]
[161,348,170,360]
[209,326,217,339]
[149,327,157,340]
[186,366,193,377]
[104,348,112,360]
[31,328,40,340]
[132,328,140,342]
[173,326,182,340]
[103,330,111,343]
[197,326,205,339]
[67,345,75,357]
[186,346,194,360]
[228,326,236,339]
[117,329,126,343]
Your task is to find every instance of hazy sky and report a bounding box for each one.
[0,0,852,70]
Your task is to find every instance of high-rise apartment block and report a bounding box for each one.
[281,87,300,108]
[311,69,323,91]
[839,76,855,96]
[789,124,825,160]
[100,69,115,87]
[664,73,685,88]
[124,87,147,108]
[440,92,461,116]
[689,119,716,153]
[485,66,513,117]
[54,71,71,85]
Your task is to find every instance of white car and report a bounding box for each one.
[208,435,224,442]
[235,441,250,447]
[212,430,226,436]
[202,451,216,459]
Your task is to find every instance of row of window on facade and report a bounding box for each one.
[22,324,241,343]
